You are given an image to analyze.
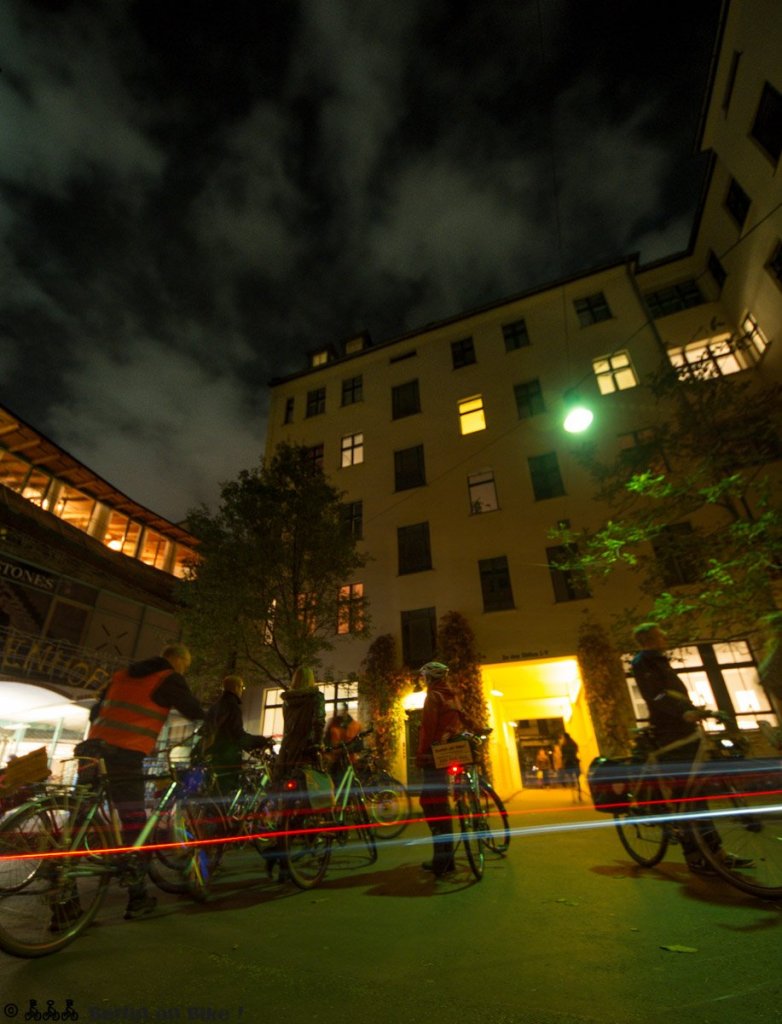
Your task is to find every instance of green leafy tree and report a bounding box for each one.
[437,610,491,774]
[553,357,782,648]
[360,634,409,769]
[178,443,369,684]
[577,616,636,757]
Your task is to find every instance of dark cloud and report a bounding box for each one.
[1,0,722,520]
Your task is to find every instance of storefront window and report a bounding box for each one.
[138,530,170,570]
[53,485,96,532]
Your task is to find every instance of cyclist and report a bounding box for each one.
[416,661,471,877]
[324,702,362,780]
[199,675,272,793]
[73,642,205,922]
[631,623,751,875]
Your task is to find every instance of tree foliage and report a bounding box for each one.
[437,611,491,773]
[360,634,409,769]
[576,616,636,757]
[177,443,369,683]
[552,359,782,647]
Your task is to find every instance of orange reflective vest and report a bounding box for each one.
[89,668,173,755]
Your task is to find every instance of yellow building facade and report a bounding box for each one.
[264,0,782,795]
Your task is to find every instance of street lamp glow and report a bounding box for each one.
[563,405,594,433]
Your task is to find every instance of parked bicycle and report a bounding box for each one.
[0,747,207,958]
[351,731,412,840]
[435,730,511,881]
[589,713,782,899]
[148,745,278,900]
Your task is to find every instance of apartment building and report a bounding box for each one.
[265,0,782,791]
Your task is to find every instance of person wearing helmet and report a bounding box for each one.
[199,675,271,794]
[416,661,468,877]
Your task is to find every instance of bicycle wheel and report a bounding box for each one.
[180,800,225,901]
[457,788,485,880]
[147,798,193,895]
[689,766,782,899]
[613,778,669,868]
[479,781,510,855]
[347,795,377,863]
[0,798,110,958]
[364,774,412,840]
[283,810,332,890]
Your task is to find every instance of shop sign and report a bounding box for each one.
[0,555,57,592]
[0,629,114,692]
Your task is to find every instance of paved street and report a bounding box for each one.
[1,789,781,1024]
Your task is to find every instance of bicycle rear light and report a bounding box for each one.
[284,779,299,791]
[447,763,461,776]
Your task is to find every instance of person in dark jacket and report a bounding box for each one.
[76,642,204,921]
[631,623,750,875]
[416,661,469,878]
[200,675,271,793]
[275,665,326,780]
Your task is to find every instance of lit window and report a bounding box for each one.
[592,351,638,394]
[337,583,364,635]
[311,350,330,367]
[468,470,498,514]
[340,432,364,468]
[668,328,767,379]
[458,395,486,435]
[138,529,170,570]
[52,485,96,532]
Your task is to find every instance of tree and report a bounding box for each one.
[437,611,491,772]
[576,616,636,757]
[178,443,369,684]
[553,357,782,649]
[360,634,409,770]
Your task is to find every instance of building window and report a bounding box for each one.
[340,432,364,468]
[502,318,530,351]
[451,337,476,369]
[458,395,486,435]
[546,545,591,603]
[574,292,611,326]
[725,178,751,228]
[722,51,741,113]
[306,388,326,418]
[394,444,426,491]
[310,349,330,367]
[139,530,170,570]
[52,485,97,532]
[479,556,514,612]
[667,329,766,380]
[592,351,638,394]
[644,280,704,318]
[767,240,782,287]
[337,582,364,635]
[708,250,727,290]
[390,349,417,364]
[391,379,421,419]
[341,375,363,406]
[514,379,545,419]
[283,397,294,424]
[341,500,363,541]
[304,444,324,470]
[398,522,432,575]
[617,427,669,476]
[652,522,699,586]
[528,452,565,501]
[468,470,498,514]
[401,607,437,666]
[750,81,782,164]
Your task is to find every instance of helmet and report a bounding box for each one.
[419,661,449,680]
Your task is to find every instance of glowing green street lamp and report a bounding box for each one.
[563,400,594,434]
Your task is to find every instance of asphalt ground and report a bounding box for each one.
[1,786,781,1024]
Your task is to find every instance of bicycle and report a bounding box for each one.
[0,747,209,957]
[599,713,782,899]
[435,730,511,880]
[351,732,412,840]
[147,746,278,899]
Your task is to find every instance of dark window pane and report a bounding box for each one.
[394,444,426,491]
[502,319,530,351]
[283,397,294,424]
[725,178,751,228]
[751,81,782,163]
[392,380,421,419]
[528,452,565,500]
[768,240,782,285]
[479,556,514,612]
[644,280,704,318]
[306,388,326,417]
[341,500,363,541]
[574,292,611,326]
[341,376,363,406]
[708,251,727,290]
[401,607,436,666]
[514,379,545,419]
[398,522,432,575]
[451,337,476,369]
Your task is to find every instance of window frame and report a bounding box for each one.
[467,469,499,514]
[451,337,476,369]
[546,544,591,603]
[394,444,426,491]
[478,556,515,613]
[502,318,530,352]
[592,351,638,395]
[391,379,421,420]
[397,521,432,575]
[750,80,782,164]
[306,387,326,418]
[527,452,565,501]
[341,375,363,406]
[458,395,487,435]
[574,292,612,327]
[513,379,545,419]
[340,432,364,468]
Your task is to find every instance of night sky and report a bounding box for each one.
[1,0,721,522]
